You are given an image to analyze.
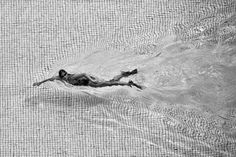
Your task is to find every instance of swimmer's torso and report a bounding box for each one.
[66,75,90,86]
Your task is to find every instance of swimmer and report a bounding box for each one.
[33,69,143,89]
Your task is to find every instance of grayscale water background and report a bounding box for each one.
[1,0,236,156]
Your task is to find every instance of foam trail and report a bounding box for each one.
[48,38,193,102]
[47,49,162,99]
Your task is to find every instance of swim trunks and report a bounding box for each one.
[71,77,90,86]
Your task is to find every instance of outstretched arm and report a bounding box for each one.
[33,76,60,86]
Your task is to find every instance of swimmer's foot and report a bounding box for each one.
[33,82,41,86]
[121,69,138,77]
[130,69,138,75]
[128,80,143,90]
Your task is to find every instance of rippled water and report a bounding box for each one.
[1,0,236,156]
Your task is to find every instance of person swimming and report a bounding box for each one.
[33,69,143,89]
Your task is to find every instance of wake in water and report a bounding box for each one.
[41,33,236,117]
[45,48,163,102]
[40,36,192,102]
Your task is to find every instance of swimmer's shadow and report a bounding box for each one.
[25,90,108,110]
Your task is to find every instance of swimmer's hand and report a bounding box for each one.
[33,76,60,87]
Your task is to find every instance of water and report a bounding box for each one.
[1,0,236,156]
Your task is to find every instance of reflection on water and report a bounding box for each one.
[1,0,236,156]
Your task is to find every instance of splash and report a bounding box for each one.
[48,48,159,99]
[45,34,236,118]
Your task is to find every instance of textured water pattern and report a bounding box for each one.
[1,0,236,156]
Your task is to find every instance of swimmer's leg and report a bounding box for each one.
[88,81,131,88]
[109,69,138,81]
[88,80,143,89]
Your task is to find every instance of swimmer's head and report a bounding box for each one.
[59,69,67,78]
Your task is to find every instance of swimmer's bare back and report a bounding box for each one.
[33,69,143,89]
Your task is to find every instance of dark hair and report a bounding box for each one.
[59,69,67,78]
